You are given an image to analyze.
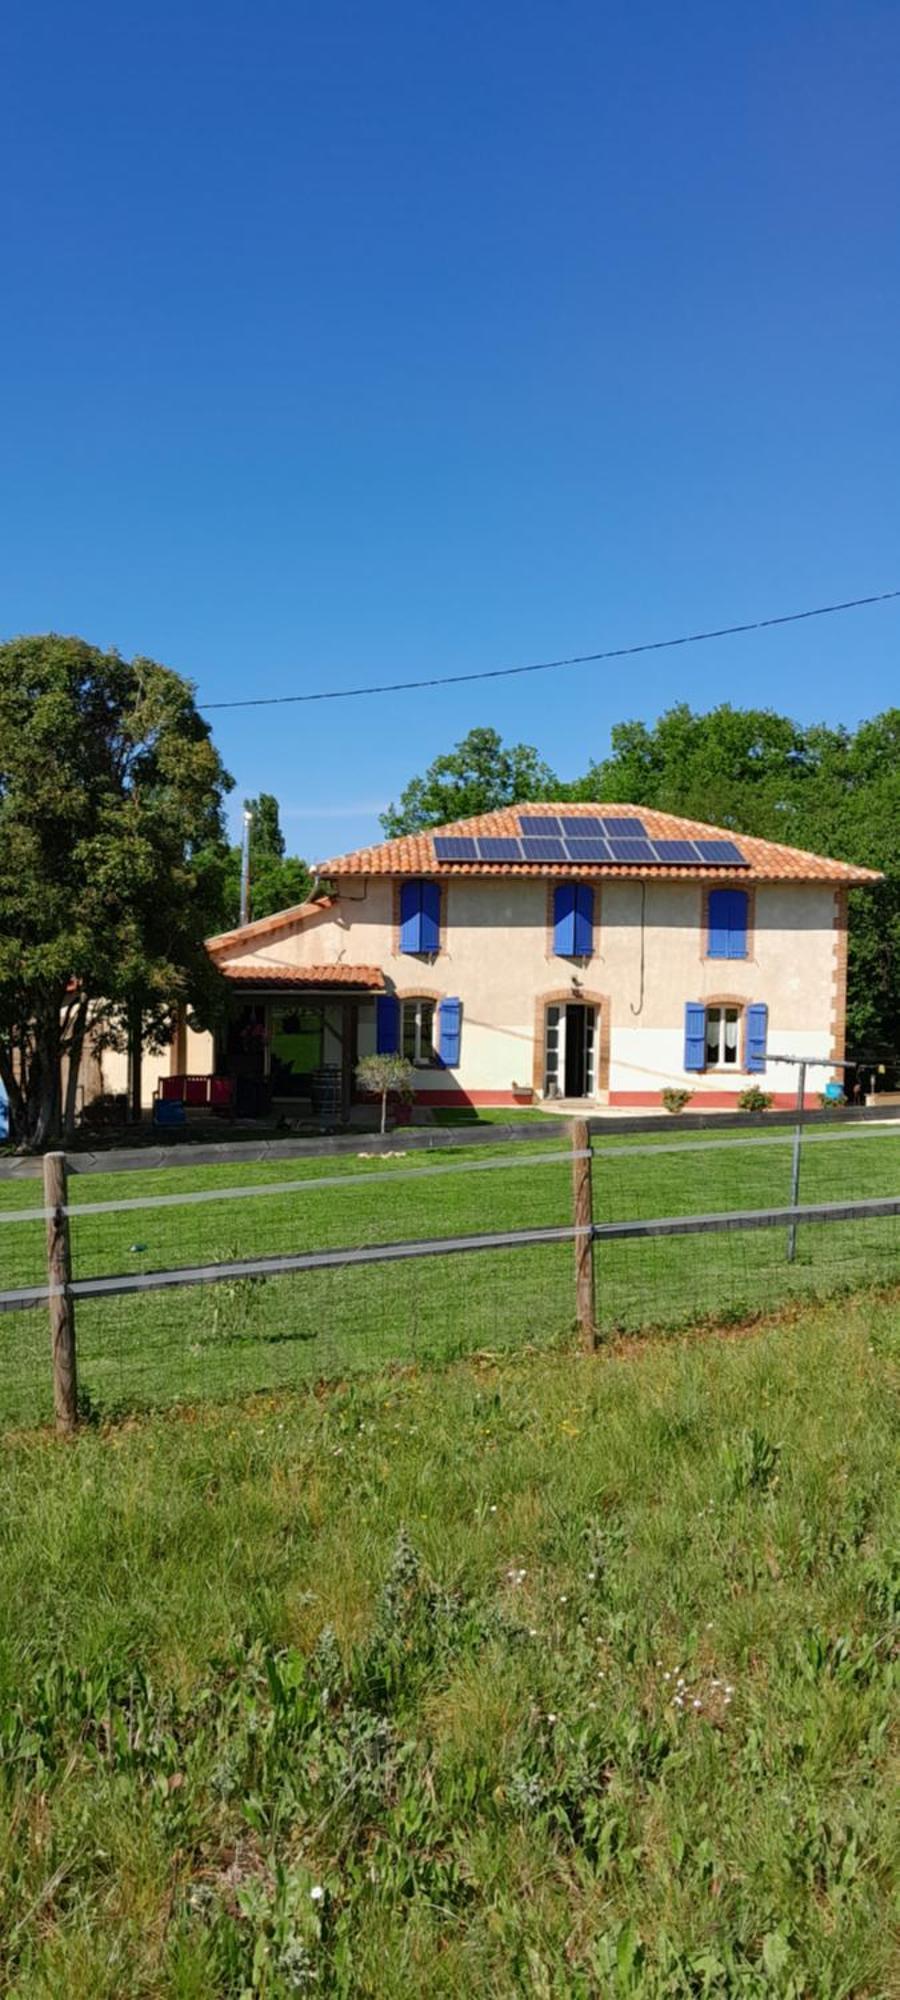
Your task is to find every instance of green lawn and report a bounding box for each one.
[1,1126,898,1428]
[0,1291,896,1995]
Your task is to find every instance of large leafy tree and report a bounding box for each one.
[218,792,312,928]
[380,727,558,836]
[576,703,900,1067]
[0,634,232,1146]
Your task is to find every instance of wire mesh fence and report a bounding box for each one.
[1,1121,898,1433]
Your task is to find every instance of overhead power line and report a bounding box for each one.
[199,587,900,712]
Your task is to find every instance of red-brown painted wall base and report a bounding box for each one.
[608,1090,820,1110]
[411,1087,822,1109]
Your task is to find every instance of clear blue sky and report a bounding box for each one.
[2,1,898,861]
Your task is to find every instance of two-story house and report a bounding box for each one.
[180,803,879,1115]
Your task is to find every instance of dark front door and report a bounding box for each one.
[564,1004,588,1097]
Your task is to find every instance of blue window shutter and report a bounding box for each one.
[728,890,748,958]
[574,884,594,955]
[684,1002,707,1071]
[554,883,576,955]
[707,889,730,958]
[376,994,399,1053]
[746,1002,768,1072]
[420,881,441,953]
[709,888,748,958]
[399,881,422,953]
[438,996,462,1067]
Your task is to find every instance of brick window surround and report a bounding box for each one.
[698,994,752,1071]
[532,986,611,1096]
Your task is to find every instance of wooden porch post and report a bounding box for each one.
[340,1001,354,1123]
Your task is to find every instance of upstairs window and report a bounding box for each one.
[399,880,441,954]
[707,889,748,959]
[553,883,594,957]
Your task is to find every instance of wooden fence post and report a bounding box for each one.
[44,1151,77,1433]
[571,1118,596,1350]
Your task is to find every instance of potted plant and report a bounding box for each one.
[355,1053,417,1135]
[661,1087,693,1114]
[737,1085,774,1113]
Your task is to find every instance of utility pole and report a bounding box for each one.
[240,806,252,927]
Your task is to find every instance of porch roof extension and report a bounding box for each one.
[218,962,385,993]
[315,803,882,886]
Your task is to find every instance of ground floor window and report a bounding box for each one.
[705,1004,741,1068]
[402,997,437,1065]
[544,1002,597,1097]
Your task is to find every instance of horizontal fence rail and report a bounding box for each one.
[1,1126,897,1433]
[2,1195,899,1314]
[2,1122,899,1228]
[1,1101,898,1181]
[0,1147,588,1226]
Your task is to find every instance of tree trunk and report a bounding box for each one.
[0,1042,25,1141]
[380,1088,388,1135]
[128,999,143,1125]
[62,998,90,1139]
[25,1015,62,1151]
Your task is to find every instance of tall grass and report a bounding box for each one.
[0,1289,897,1995]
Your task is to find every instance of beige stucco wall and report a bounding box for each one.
[215,876,841,1100]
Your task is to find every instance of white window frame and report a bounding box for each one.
[544,1003,562,1096]
[401,997,437,1066]
[705,1003,742,1070]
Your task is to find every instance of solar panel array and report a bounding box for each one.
[433,817,748,868]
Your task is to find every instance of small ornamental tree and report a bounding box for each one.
[355,1053,416,1134]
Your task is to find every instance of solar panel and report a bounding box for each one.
[559,815,607,838]
[602,816,647,837]
[652,839,702,863]
[519,835,568,862]
[518,814,562,835]
[607,838,658,864]
[477,837,523,862]
[564,838,613,863]
[433,836,479,861]
[694,840,748,866]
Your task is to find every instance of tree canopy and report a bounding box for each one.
[380,727,558,836]
[218,792,312,929]
[0,634,232,1145]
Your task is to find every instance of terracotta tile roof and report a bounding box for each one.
[207,898,333,954]
[317,803,882,886]
[216,962,385,991]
